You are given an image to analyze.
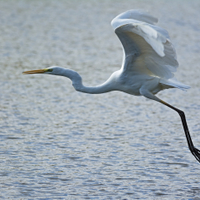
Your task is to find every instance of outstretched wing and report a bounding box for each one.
[111,10,178,79]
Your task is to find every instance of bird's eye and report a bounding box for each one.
[47,69,53,72]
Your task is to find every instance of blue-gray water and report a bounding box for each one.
[1,0,200,199]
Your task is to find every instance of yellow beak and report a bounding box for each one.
[23,69,48,74]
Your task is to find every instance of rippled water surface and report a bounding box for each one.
[1,0,200,199]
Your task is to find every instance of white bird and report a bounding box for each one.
[23,10,200,163]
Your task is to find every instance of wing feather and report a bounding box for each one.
[112,10,178,79]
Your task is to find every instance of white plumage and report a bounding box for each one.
[23,10,200,163]
[111,9,189,100]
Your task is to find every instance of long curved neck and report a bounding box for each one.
[54,67,115,94]
[75,82,114,94]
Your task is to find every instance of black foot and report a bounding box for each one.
[191,147,200,163]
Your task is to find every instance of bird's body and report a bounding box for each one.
[23,10,200,163]
[110,9,189,100]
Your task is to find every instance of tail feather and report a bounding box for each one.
[160,78,190,90]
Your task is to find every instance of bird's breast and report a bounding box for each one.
[116,72,161,96]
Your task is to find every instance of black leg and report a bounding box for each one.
[160,100,200,163]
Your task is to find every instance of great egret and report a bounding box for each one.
[23,10,200,163]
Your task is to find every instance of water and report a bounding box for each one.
[1,0,200,199]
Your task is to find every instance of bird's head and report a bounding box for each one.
[23,66,83,90]
[23,66,81,78]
